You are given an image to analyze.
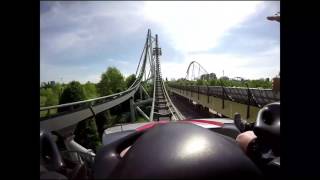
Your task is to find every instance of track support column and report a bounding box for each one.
[139,86,143,100]
[130,97,136,122]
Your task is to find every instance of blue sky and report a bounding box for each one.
[40,1,280,83]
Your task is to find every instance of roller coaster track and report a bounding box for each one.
[185,61,209,81]
[40,29,182,137]
[153,35,183,121]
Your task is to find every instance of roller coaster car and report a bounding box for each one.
[41,102,280,179]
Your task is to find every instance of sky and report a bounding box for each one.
[40,1,280,83]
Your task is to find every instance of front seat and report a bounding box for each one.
[94,122,262,178]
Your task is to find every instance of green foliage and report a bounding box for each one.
[167,78,190,86]
[58,80,101,152]
[40,96,47,107]
[97,67,125,96]
[145,82,153,96]
[219,79,233,87]
[40,87,59,106]
[40,81,55,89]
[59,81,86,104]
[40,68,137,151]
[40,81,65,108]
[169,77,272,89]
[246,79,272,89]
[125,74,137,88]
[52,83,63,96]
[40,81,99,107]
[83,81,99,99]
[196,79,208,86]
[208,79,219,86]
[74,118,102,152]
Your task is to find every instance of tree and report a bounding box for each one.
[196,79,208,85]
[143,82,153,96]
[40,88,59,106]
[83,81,99,99]
[125,74,136,88]
[59,81,86,104]
[41,82,53,89]
[58,81,101,152]
[97,67,125,96]
[170,76,272,89]
[40,96,47,107]
[95,67,126,140]
[209,79,218,86]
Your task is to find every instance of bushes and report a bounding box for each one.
[97,67,125,96]
[58,81,102,152]
[168,77,272,89]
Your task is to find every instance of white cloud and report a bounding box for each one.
[41,1,146,60]
[41,1,279,83]
[145,1,279,80]
[143,1,264,53]
[40,1,149,83]
[161,45,280,80]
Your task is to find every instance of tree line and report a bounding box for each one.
[169,76,273,89]
[40,67,142,152]
[40,67,137,107]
